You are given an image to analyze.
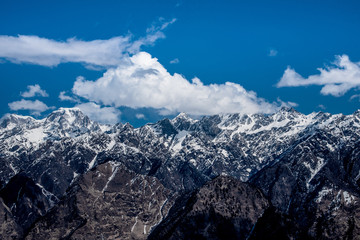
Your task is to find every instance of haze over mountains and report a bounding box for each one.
[1,107,360,239]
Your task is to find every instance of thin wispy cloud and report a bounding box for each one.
[0,18,176,68]
[277,55,360,97]
[8,99,52,116]
[72,52,293,116]
[318,104,326,110]
[121,18,176,54]
[350,94,360,101]
[170,58,179,64]
[21,84,48,98]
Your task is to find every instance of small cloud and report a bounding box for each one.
[170,58,179,64]
[276,97,298,108]
[268,48,278,57]
[135,113,146,119]
[21,84,48,98]
[277,55,360,97]
[318,104,326,110]
[59,91,80,103]
[76,102,121,124]
[8,99,52,116]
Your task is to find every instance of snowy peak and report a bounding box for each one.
[171,112,196,131]
[39,108,101,140]
[45,107,95,129]
[0,108,103,151]
[0,114,38,130]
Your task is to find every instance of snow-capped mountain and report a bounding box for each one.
[1,107,360,239]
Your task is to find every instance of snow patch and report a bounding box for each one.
[88,155,98,170]
[316,187,333,203]
[189,159,197,167]
[23,127,46,145]
[131,216,138,232]
[221,149,229,157]
[304,157,326,189]
[171,130,188,152]
[343,191,356,205]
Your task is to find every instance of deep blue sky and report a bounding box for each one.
[1,0,360,126]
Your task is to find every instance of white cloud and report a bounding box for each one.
[0,18,176,68]
[21,84,48,98]
[8,99,52,116]
[170,58,179,64]
[277,55,360,97]
[268,48,278,57]
[72,51,290,116]
[75,102,120,124]
[59,91,80,102]
[135,113,146,119]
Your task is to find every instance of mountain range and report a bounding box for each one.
[1,107,360,239]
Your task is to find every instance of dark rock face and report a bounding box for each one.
[0,172,56,238]
[149,176,269,240]
[26,162,174,240]
[0,198,23,240]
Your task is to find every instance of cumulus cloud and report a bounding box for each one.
[8,99,52,116]
[277,55,360,97]
[21,84,48,98]
[170,58,179,64]
[59,91,80,102]
[75,102,121,124]
[0,18,176,68]
[72,52,289,116]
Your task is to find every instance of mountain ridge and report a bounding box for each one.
[1,107,360,239]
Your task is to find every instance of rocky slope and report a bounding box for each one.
[26,161,174,240]
[148,176,269,240]
[0,107,360,239]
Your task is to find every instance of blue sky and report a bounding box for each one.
[1,0,360,126]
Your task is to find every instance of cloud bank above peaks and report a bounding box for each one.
[73,52,291,116]
[277,55,360,97]
[0,18,176,68]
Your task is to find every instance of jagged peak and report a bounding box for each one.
[353,109,360,116]
[1,113,36,122]
[174,112,190,119]
[271,107,303,121]
[45,107,92,127]
[277,107,301,115]
[171,112,197,124]
[0,113,39,129]
[47,107,84,118]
